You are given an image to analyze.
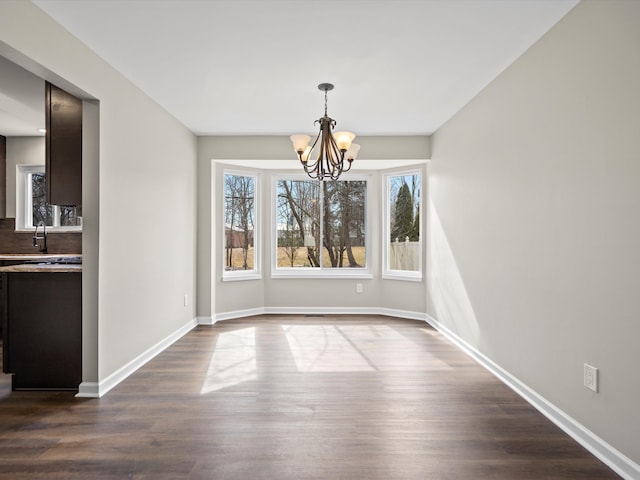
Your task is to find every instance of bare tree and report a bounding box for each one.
[276,179,365,269]
[225,174,255,270]
[323,180,365,267]
[278,180,320,267]
[32,173,52,226]
[277,194,302,267]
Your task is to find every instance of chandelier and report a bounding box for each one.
[290,83,360,180]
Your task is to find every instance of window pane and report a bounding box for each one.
[275,178,367,270]
[322,180,366,268]
[388,174,420,272]
[224,174,256,271]
[276,179,320,267]
[31,173,53,226]
[59,206,80,226]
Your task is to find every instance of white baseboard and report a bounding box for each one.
[263,306,381,316]
[80,318,198,398]
[377,308,429,322]
[197,316,214,325]
[424,314,640,480]
[211,306,429,321]
[213,307,266,322]
[75,382,99,398]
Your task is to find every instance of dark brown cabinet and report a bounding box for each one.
[1,271,82,390]
[46,82,82,207]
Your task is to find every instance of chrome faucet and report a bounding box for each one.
[33,221,48,253]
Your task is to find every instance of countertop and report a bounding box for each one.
[0,254,82,273]
[0,254,82,261]
[0,264,82,273]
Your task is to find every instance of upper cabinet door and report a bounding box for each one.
[46,82,82,207]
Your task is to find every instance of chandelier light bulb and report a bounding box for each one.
[333,131,356,151]
[346,143,360,161]
[290,134,311,154]
[301,146,312,163]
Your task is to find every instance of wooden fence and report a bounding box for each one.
[389,237,420,271]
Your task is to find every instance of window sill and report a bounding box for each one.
[222,272,262,282]
[381,272,423,282]
[272,269,373,280]
[15,228,82,234]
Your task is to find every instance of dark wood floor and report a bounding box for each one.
[0,315,619,479]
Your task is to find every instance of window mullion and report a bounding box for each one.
[53,206,61,227]
[26,173,34,229]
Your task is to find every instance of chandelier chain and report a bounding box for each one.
[324,88,328,116]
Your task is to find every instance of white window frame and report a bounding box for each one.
[222,169,261,282]
[15,164,82,232]
[382,169,423,281]
[271,172,372,279]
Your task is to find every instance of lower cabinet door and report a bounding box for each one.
[6,272,81,390]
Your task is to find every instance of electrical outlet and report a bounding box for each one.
[355,283,363,294]
[184,294,188,307]
[584,363,598,392]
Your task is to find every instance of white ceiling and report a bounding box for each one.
[4,0,578,138]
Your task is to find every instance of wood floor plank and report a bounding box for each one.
[0,315,620,479]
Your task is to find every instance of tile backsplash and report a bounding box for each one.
[0,218,81,254]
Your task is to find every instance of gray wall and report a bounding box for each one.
[428,0,640,464]
[197,136,430,319]
[1,1,198,387]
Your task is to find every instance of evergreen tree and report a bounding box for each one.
[390,182,414,242]
[411,208,420,241]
